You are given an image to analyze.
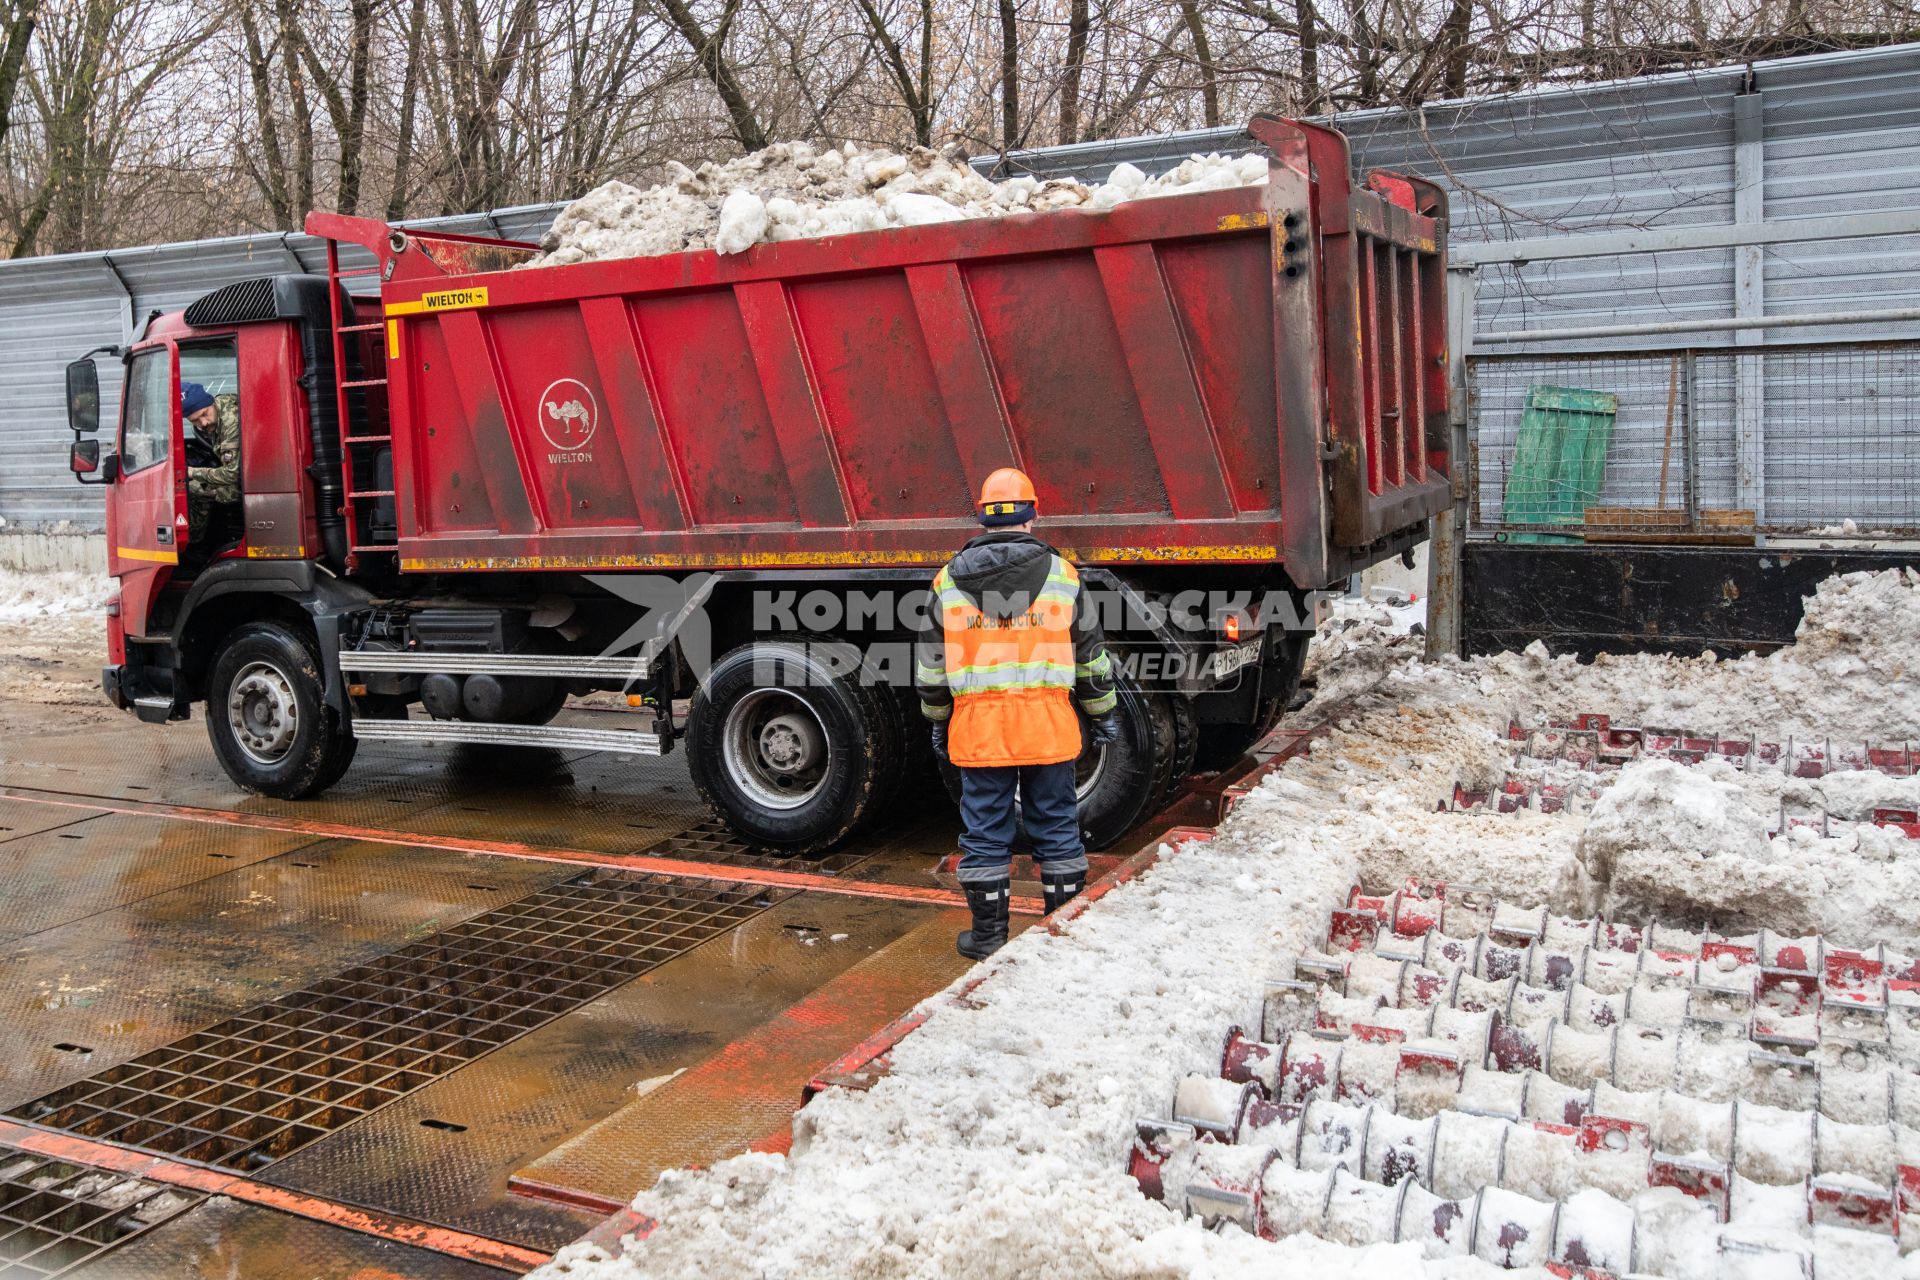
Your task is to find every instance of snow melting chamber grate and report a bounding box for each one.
[642,817,869,874]
[0,1149,202,1277]
[8,871,765,1172]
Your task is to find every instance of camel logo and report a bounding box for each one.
[536,377,598,461]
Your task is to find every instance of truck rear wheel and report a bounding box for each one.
[206,622,355,799]
[686,637,893,855]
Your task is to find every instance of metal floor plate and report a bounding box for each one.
[0,816,322,945]
[7,871,766,1177]
[1,710,709,856]
[66,1196,511,1279]
[0,838,570,1110]
[259,891,937,1249]
[0,699,983,1269]
[0,802,97,846]
[0,1147,203,1278]
[513,906,973,1212]
[637,817,871,874]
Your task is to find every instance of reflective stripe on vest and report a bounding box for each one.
[934,555,1084,767]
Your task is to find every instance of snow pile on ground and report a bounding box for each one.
[530,566,1920,1280]
[1579,752,1920,944]
[532,148,1267,266]
[0,567,110,622]
[0,568,113,712]
[1474,567,1920,739]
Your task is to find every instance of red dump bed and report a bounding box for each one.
[310,115,1449,588]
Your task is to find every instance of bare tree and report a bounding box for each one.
[1058,0,1088,142]
[237,5,292,224]
[295,0,377,212]
[0,0,37,151]
[996,0,1017,150]
[385,0,426,217]
[6,0,217,256]
[654,0,769,150]
[6,0,1918,254]
[272,0,317,212]
[1177,0,1220,126]
[423,0,540,211]
[854,0,935,145]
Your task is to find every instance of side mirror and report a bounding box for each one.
[66,358,100,435]
[70,439,116,485]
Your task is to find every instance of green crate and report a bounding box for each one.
[1500,385,1619,543]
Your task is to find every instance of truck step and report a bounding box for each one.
[350,716,666,755]
[131,694,177,725]
[339,650,655,680]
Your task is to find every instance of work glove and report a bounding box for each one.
[929,720,949,762]
[1088,710,1123,747]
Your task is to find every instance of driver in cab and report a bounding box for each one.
[180,381,240,544]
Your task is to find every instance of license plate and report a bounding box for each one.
[1212,639,1263,679]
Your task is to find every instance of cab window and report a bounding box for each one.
[118,349,173,475]
[179,342,239,402]
[178,340,241,470]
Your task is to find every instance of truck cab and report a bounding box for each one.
[66,276,361,729]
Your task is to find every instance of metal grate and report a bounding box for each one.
[639,818,869,874]
[0,1150,202,1277]
[1468,340,1920,538]
[8,871,766,1172]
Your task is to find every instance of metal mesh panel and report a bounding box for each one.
[1760,344,1920,528]
[7,871,765,1173]
[0,1150,201,1276]
[1469,341,1920,536]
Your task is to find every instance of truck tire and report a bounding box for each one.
[1192,633,1311,771]
[1148,691,1199,812]
[933,652,1162,852]
[878,683,943,818]
[206,622,356,799]
[686,637,893,855]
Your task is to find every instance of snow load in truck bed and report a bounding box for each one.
[530,145,1268,266]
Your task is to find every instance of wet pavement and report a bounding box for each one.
[0,697,976,1277]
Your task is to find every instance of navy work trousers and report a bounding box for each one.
[955,760,1088,884]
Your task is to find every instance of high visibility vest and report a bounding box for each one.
[929,555,1084,768]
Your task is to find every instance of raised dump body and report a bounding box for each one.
[313,114,1449,589]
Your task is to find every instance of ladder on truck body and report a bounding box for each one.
[323,240,396,570]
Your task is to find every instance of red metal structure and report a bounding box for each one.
[309,115,1447,586]
[63,115,1448,853]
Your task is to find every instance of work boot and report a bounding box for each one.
[1041,869,1084,915]
[956,880,1010,960]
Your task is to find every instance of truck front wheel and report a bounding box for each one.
[686,637,894,855]
[206,622,356,799]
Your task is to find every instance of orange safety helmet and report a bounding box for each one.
[976,467,1037,525]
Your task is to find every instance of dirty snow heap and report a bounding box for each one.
[530,567,1920,1280]
[531,146,1267,267]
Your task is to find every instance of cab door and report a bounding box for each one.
[110,343,184,638]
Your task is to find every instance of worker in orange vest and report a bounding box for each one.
[915,468,1121,959]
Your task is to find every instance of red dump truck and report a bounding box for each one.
[62,115,1449,852]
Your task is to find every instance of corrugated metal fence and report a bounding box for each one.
[3,43,1918,531]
